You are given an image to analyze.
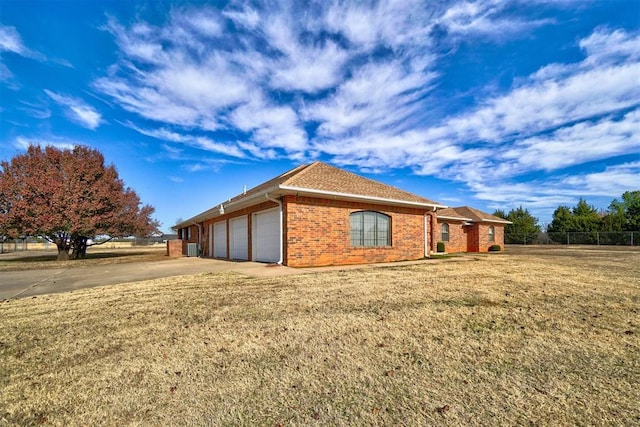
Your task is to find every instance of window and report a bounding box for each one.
[350,211,391,247]
[488,225,495,242]
[441,223,450,242]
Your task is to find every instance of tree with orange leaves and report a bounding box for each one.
[0,145,159,260]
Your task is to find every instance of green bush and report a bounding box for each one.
[437,242,445,252]
[488,244,502,252]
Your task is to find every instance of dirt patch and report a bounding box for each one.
[1,249,639,425]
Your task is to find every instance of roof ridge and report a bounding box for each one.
[280,161,320,186]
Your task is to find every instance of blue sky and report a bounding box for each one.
[1,0,638,233]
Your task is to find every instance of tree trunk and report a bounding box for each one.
[71,236,88,259]
[56,245,70,261]
[52,233,71,261]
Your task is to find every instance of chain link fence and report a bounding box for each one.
[0,236,169,253]
[506,231,639,246]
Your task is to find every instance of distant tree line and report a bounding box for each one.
[492,190,640,244]
[493,206,541,244]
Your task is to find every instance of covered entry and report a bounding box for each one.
[252,208,281,263]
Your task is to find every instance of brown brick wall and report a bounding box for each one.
[437,220,469,253]
[475,223,505,252]
[282,195,434,267]
[436,221,506,253]
[166,239,184,257]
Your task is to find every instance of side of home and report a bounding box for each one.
[170,162,509,266]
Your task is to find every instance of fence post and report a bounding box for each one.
[597,232,599,246]
[567,233,570,245]
[632,232,634,246]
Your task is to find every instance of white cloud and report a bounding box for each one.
[308,60,437,137]
[18,101,51,119]
[438,0,552,39]
[562,162,640,195]
[502,109,640,172]
[178,8,223,38]
[269,39,349,93]
[0,24,69,67]
[92,3,637,218]
[44,90,102,129]
[579,27,640,66]
[230,98,307,152]
[223,5,260,29]
[124,122,246,158]
[14,136,76,151]
[0,25,30,56]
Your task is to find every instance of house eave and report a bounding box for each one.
[480,218,513,224]
[173,184,448,230]
[437,215,474,222]
[278,185,447,209]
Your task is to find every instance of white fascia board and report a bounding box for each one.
[481,218,513,224]
[173,185,281,229]
[437,215,474,222]
[278,185,447,209]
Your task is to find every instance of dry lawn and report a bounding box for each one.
[0,247,168,272]
[1,248,639,426]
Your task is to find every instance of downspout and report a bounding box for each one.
[192,222,203,257]
[265,193,283,265]
[424,213,429,258]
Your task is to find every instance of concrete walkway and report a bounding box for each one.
[0,257,305,300]
[0,255,473,300]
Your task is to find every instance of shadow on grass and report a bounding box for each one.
[1,251,157,263]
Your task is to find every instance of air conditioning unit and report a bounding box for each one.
[187,243,198,257]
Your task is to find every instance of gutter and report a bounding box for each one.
[278,185,448,209]
[264,193,284,265]
[424,213,430,258]
[437,215,474,222]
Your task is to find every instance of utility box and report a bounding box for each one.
[187,243,198,257]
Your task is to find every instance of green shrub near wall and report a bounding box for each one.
[488,244,501,252]
[437,242,445,253]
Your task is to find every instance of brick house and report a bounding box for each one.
[171,162,509,266]
[437,206,511,253]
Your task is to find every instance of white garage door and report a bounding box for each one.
[253,208,280,263]
[213,221,227,258]
[229,216,248,260]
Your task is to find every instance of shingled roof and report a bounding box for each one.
[175,162,445,228]
[438,206,512,224]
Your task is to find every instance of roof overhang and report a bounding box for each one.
[173,184,447,229]
[480,218,513,224]
[437,215,474,222]
[278,185,447,210]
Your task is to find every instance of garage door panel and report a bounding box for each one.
[230,216,248,260]
[254,209,280,263]
[213,221,227,258]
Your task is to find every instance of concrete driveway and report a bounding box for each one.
[0,256,307,300]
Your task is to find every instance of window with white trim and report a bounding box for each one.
[350,211,391,247]
[488,225,495,242]
[441,223,450,241]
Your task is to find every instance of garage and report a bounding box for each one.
[229,216,248,260]
[253,208,281,263]
[213,221,227,258]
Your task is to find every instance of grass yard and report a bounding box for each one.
[1,248,639,425]
[0,246,168,272]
